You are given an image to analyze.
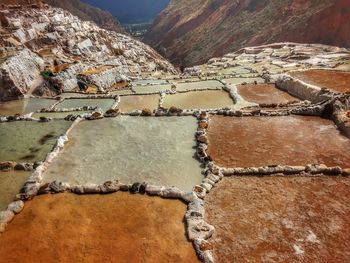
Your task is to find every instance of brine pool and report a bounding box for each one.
[0,98,57,116]
[163,90,234,109]
[43,116,203,191]
[55,99,115,111]
[0,120,71,163]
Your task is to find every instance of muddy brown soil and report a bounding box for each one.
[237,84,299,104]
[207,115,350,168]
[205,176,350,263]
[289,70,350,93]
[0,193,199,263]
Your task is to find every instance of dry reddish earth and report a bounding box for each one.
[237,84,299,104]
[289,70,350,93]
[205,176,350,263]
[144,0,350,67]
[0,193,199,263]
[207,115,350,168]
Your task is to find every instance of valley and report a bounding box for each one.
[0,1,349,263]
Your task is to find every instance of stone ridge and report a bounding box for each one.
[144,0,350,67]
[0,5,178,101]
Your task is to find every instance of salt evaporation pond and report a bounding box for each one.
[0,171,30,211]
[0,121,71,163]
[205,176,350,262]
[237,84,299,104]
[133,84,171,94]
[207,115,350,168]
[32,111,91,119]
[163,90,234,109]
[175,80,223,91]
[117,95,160,112]
[0,98,56,116]
[109,89,134,96]
[56,98,115,111]
[132,79,168,86]
[0,193,199,262]
[289,69,350,93]
[222,77,265,85]
[44,117,203,191]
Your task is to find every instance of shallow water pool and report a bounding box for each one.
[163,90,234,109]
[0,98,57,116]
[0,120,71,163]
[0,171,30,211]
[43,117,203,191]
[56,99,115,111]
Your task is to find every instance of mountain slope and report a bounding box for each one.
[0,0,123,33]
[44,0,124,33]
[144,0,350,67]
[81,0,170,24]
[0,5,177,101]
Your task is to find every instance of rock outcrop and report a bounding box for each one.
[44,0,124,33]
[144,0,350,67]
[0,5,178,100]
[0,48,44,101]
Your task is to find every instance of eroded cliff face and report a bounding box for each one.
[0,5,177,101]
[144,0,350,67]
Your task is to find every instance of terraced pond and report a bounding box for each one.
[163,90,234,109]
[0,121,71,163]
[207,115,350,168]
[175,80,223,91]
[43,117,202,191]
[117,95,160,112]
[0,171,30,211]
[222,77,265,85]
[237,84,299,104]
[0,193,199,262]
[0,98,56,116]
[56,98,115,111]
[206,176,350,262]
[290,70,350,93]
[133,84,170,94]
[32,111,91,119]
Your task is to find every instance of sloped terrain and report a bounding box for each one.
[0,5,177,101]
[144,0,350,67]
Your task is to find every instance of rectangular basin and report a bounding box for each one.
[43,117,203,191]
[163,90,234,110]
[0,120,71,163]
[207,115,350,168]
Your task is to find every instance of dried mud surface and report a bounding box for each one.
[237,84,299,104]
[205,176,350,263]
[207,115,350,168]
[0,193,199,263]
[289,70,350,93]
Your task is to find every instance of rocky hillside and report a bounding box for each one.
[144,0,350,67]
[0,5,177,101]
[0,0,123,33]
[44,0,123,33]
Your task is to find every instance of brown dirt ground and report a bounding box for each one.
[205,176,350,263]
[0,193,199,263]
[207,115,350,168]
[237,84,299,104]
[289,70,350,93]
